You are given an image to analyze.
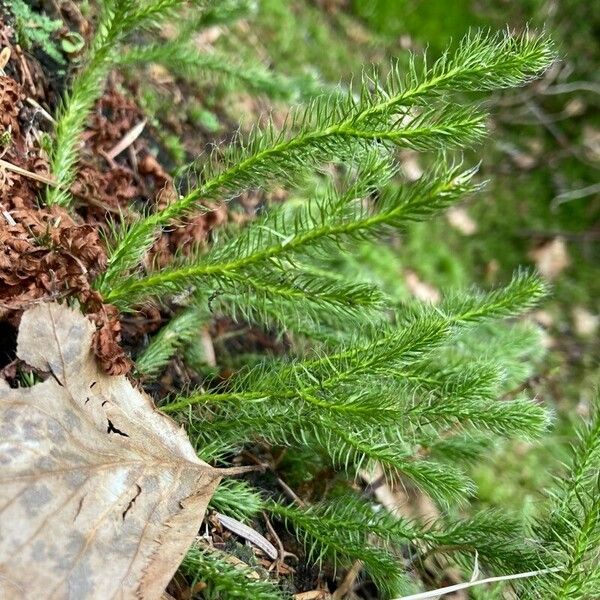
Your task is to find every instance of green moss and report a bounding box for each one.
[352,0,484,50]
[8,0,65,65]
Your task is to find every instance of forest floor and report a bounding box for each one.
[0,1,598,598]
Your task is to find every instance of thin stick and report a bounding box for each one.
[542,81,600,95]
[263,512,286,562]
[394,568,557,600]
[25,98,56,124]
[0,158,58,187]
[332,560,363,599]
[215,512,278,560]
[106,119,146,160]
[15,44,35,95]
[276,476,306,507]
[552,182,600,209]
[0,202,16,226]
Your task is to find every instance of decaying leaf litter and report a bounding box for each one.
[0,10,234,373]
[0,302,231,598]
[0,5,300,597]
[0,6,256,597]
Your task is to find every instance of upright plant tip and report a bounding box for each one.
[45,0,196,207]
[98,30,556,289]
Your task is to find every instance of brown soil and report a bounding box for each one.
[0,11,230,377]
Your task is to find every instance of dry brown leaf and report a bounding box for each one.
[582,125,600,161]
[404,269,441,304]
[294,591,332,600]
[529,237,570,280]
[0,302,222,599]
[360,466,465,597]
[531,309,554,329]
[446,206,478,235]
[399,150,424,181]
[360,465,439,523]
[572,306,599,337]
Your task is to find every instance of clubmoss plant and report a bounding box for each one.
[38,1,599,597]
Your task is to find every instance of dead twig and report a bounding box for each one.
[106,119,147,160]
[0,202,16,225]
[0,158,59,187]
[25,98,56,124]
[542,81,600,96]
[276,476,306,507]
[215,512,278,560]
[332,560,363,599]
[551,182,600,210]
[262,511,298,573]
[14,44,35,96]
